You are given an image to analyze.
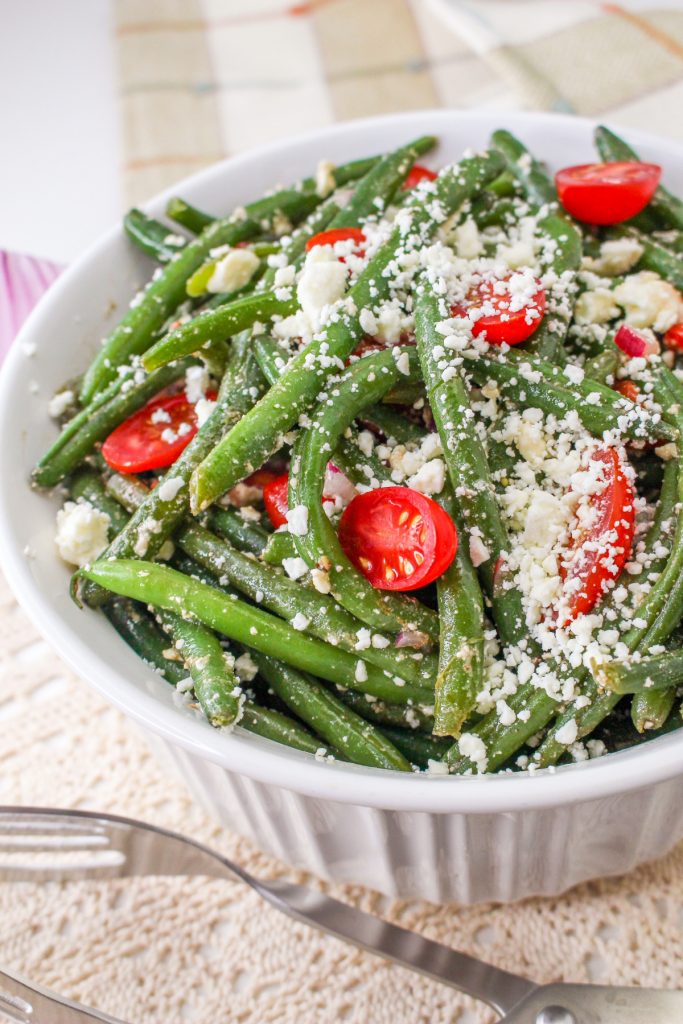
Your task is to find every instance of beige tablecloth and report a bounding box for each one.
[4,2,683,1020]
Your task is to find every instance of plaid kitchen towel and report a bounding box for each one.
[114,0,683,204]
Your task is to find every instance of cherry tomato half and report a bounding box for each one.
[101,391,215,473]
[555,161,661,225]
[401,164,438,191]
[664,321,683,352]
[451,273,546,346]
[559,447,635,624]
[263,473,290,528]
[305,227,366,258]
[338,487,457,592]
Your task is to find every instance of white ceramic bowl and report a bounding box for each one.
[3,110,683,903]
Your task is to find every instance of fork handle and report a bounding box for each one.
[0,969,128,1024]
[257,881,536,1016]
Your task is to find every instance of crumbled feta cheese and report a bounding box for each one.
[354,660,368,683]
[311,567,331,594]
[555,718,578,746]
[55,501,110,567]
[291,612,310,631]
[584,237,644,277]
[234,652,258,682]
[614,271,683,332]
[408,458,445,495]
[195,397,216,427]
[297,248,347,328]
[315,158,336,198]
[48,390,74,419]
[156,476,184,502]
[574,288,620,325]
[282,556,309,580]
[208,248,260,294]
[453,219,483,259]
[459,732,488,773]
[185,364,209,404]
[285,505,309,536]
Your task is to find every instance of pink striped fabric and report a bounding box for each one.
[0,250,62,360]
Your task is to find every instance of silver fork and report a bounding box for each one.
[0,808,681,1024]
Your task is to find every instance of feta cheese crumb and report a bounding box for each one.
[459,732,488,773]
[285,505,309,536]
[234,652,258,682]
[291,612,311,631]
[55,501,110,567]
[554,718,578,746]
[315,158,336,198]
[48,389,74,419]
[282,556,309,580]
[354,660,368,683]
[156,476,184,502]
[208,248,260,294]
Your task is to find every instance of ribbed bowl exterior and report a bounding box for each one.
[149,734,683,903]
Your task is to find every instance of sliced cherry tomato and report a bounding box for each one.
[263,468,356,528]
[559,447,635,624]
[305,227,366,258]
[338,487,457,592]
[555,161,661,225]
[102,391,215,473]
[664,321,683,352]
[401,164,438,191]
[614,379,640,403]
[451,273,546,346]
[263,473,290,529]
[245,468,280,489]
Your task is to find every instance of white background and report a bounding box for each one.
[0,0,121,265]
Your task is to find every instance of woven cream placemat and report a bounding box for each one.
[3,2,683,1019]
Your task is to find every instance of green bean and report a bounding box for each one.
[523,212,582,363]
[81,190,319,403]
[166,198,214,234]
[142,290,298,371]
[595,125,683,231]
[175,519,436,685]
[78,560,434,704]
[378,726,452,768]
[190,149,505,513]
[68,469,129,534]
[594,647,683,694]
[358,404,425,446]
[252,653,410,770]
[490,129,556,206]
[33,358,194,488]
[415,286,524,651]
[155,608,242,726]
[583,346,619,385]
[469,349,676,443]
[289,348,439,639]
[609,225,683,291]
[209,507,270,556]
[239,703,325,755]
[81,335,265,607]
[104,598,187,685]
[124,209,186,263]
[631,688,677,733]
[325,135,435,229]
[335,689,435,733]
[262,530,298,566]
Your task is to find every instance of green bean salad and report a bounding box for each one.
[36,127,683,774]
